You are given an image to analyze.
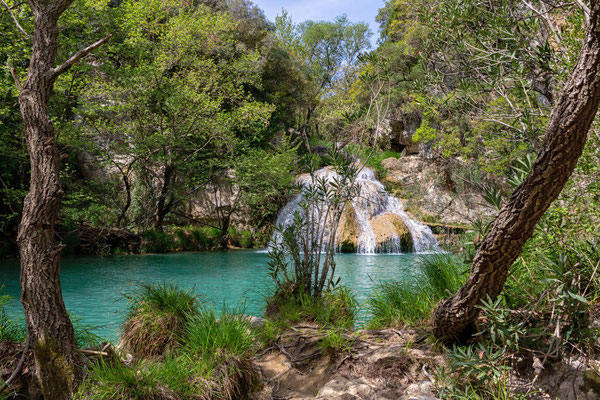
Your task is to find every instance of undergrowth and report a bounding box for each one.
[79,282,261,400]
[367,254,467,328]
[259,286,357,347]
[141,225,262,253]
[121,282,198,358]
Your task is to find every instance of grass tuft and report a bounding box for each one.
[121,282,199,359]
[367,254,467,329]
[80,282,261,399]
[184,307,256,358]
[265,286,357,330]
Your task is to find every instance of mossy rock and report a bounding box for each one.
[582,369,600,396]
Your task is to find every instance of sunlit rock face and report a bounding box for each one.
[272,166,439,254]
[381,156,496,226]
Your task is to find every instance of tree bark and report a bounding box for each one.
[432,0,600,339]
[13,2,110,398]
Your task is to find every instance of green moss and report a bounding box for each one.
[583,369,600,395]
[33,338,78,398]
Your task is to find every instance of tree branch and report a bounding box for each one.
[8,62,23,91]
[574,0,591,25]
[51,34,112,79]
[1,0,30,38]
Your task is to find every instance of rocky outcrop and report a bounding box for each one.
[388,119,422,156]
[381,156,494,226]
[336,205,412,253]
[370,214,412,253]
[337,204,361,253]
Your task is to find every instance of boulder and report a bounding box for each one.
[389,119,422,156]
[336,204,361,253]
[371,214,412,253]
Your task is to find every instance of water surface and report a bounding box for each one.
[0,251,424,341]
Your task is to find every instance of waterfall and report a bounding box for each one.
[272,166,440,254]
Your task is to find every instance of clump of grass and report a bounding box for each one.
[266,286,357,330]
[121,282,198,359]
[319,328,356,355]
[367,254,467,329]
[368,281,434,327]
[228,228,255,249]
[141,229,174,253]
[420,254,467,299]
[0,294,26,343]
[79,353,258,400]
[184,308,256,358]
[260,287,357,348]
[82,296,261,400]
[70,314,105,348]
[84,282,262,399]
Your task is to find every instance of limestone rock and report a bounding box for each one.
[316,377,375,399]
[370,214,412,253]
[336,204,413,253]
[337,204,361,253]
[381,155,495,226]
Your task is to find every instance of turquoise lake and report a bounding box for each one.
[0,251,426,342]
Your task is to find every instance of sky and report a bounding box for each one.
[252,0,385,47]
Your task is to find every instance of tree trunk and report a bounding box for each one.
[154,164,175,230]
[117,172,132,226]
[12,2,110,398]
[433,0,600,339]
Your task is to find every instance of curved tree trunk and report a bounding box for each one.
[12,2,110,398]
[432,0,600,339]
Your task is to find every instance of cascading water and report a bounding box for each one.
[272,166,440,254]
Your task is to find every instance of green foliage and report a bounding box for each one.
[434,361,527,400]
[367,255,467,328]
[274,11,372,140]
[141,230,174,254]
[266,286,357,331]
[0,294,25,343]
[365,149,404,179]
[268,147,361,299]
[81,1,275,229]
[80,282,261,400]
[228,228,256,249]
[121,282,199,358]
[141,226,221,253]
[78,349,260,400]
[184,308,256,358]
[233,133,300,227]
[319,328,356,355]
